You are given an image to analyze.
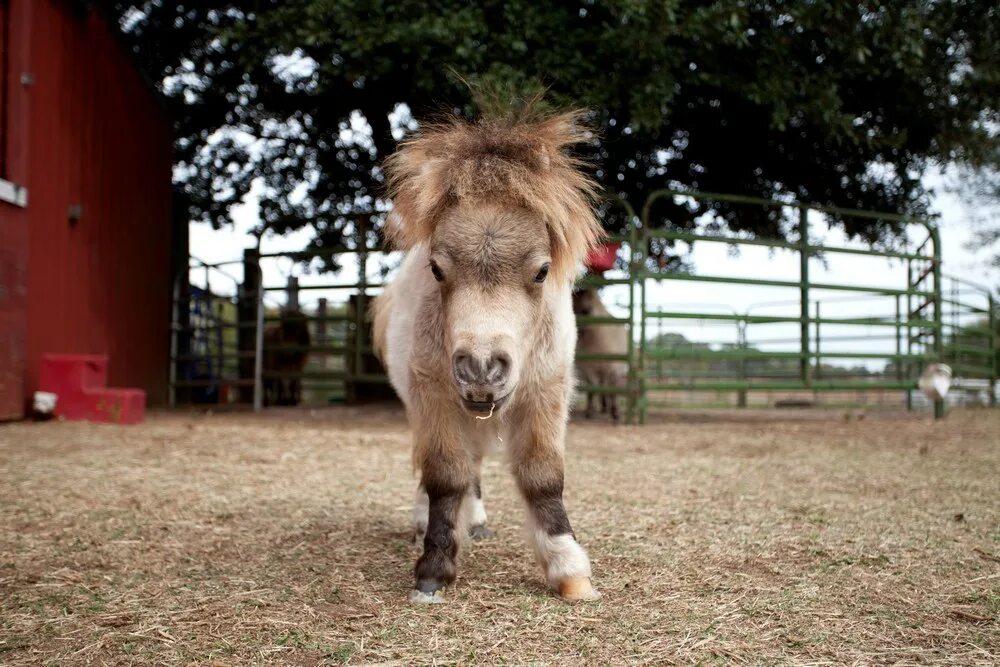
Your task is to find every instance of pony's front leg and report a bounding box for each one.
[410,418,472,603]
[510,405,599,602]
[412,470,491,543]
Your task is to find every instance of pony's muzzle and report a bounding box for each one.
[452,349,511,410]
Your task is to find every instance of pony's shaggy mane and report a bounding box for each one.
[383,111,603,279]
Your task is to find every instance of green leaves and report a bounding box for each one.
[104,0,999,254]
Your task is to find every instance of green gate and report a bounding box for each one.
[939,274,997,406]
[628,189,995,422]
[571,196,642,423]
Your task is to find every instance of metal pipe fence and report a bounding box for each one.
[632,188,995,422]
[168,190,997,422]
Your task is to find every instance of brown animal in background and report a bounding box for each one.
[262,312,311,406]
[372,109,603,603]
[572,287,628,422]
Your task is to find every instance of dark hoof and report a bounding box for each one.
[468,524,494,541]
[409,588,445,604]
[415,578,446,595]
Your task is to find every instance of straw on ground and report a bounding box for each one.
[0,407,997,665]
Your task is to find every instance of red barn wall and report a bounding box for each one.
[0,0,34,419]
[0,0,173,418]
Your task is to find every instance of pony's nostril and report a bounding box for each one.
[454,350,510,387]
[452,352,477,385]
[485,352,511,385]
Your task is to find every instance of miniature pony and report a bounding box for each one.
[373,110,603,602]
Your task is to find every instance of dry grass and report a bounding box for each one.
[1,406,998,665]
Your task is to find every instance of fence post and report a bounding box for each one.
[356,216,368,390]
[317,298,328,370]
[894,295,902,385]
[990,293,997,408]
[931,226,945,419]
[238,249,261,404]
[814,301,821,380]
[905,258,914,411]
[169,276,180,408]
[253,274,265,412]
[813,300,822,405]
[626,266,637,425]
[633,202,647,425]
[215,298,226,387]
[286,275,300,311]
[656,307,663,382]
[951,280,959,371]
[737,318,747,408]
[799,207,811,387]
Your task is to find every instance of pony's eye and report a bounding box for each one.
[429,261,444,282]
[533,263,550,283]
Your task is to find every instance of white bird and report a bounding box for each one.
[918,363,952,402]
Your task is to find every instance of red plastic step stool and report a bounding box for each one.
[38,354,145,424]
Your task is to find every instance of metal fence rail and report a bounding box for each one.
[938,275,997,406]
[169,222,388,409]
[169,190,998,422]
[630,188,995,422]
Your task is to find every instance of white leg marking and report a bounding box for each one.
[526,514,592,592]
[468,495,488,527]
[412,484,428,543]
[466,493,494,540]
[532,530,592,589]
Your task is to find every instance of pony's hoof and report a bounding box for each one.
[468,524,494,541]
[408,589,446,604]
[558,576,600,602]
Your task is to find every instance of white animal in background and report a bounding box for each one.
[918,363,952,402]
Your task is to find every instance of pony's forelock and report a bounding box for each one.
[384,111,603,279]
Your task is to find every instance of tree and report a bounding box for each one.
[103,1,1000,265]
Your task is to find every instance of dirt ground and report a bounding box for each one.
[1,407,998,666]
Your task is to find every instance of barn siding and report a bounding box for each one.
[0,0,32,419]
[0,0,173,418]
